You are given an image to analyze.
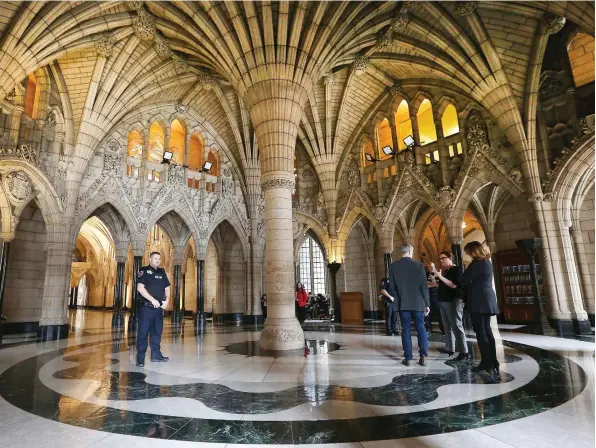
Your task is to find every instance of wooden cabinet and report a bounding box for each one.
[340,292,364,325]
[496,249,543,324]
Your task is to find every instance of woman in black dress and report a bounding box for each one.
[460,241,500,373]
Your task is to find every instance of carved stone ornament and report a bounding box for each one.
[261,178,295,191]
[374,204,388,222]
[508,168,523,185]
[542,192,556,202]
[221,178,234,197]
[579,116,595,135]
[353,55,369,76]
[0,145,38,164]
[390,80,403,96]
[168,164,185,185]
[437,186,456,209]
[172,54,189,73]
[59,192,67,210]
[527,193,544,203]
[10,216,18,232]
[128,1,143,11]
[539,73,564,99]
[454,1,477,16]
[5,171,32,202]
[133,9,156,41]
[257,220,265,238]
[154,34,173,58]
[95,34,116,58]
[46,111,56,128]
[376,29,393,50]
[197,71,214,86]
[174,103,188,114]
[292,219,304,239]
[542,13,566,34]
[347,170,361,188]
[391,12,410,32]
[102,153,122,177]
[324,74,335,86]
[5,88,15,103]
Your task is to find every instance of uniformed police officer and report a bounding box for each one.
[380,274,400,336]
[136,252,171,367]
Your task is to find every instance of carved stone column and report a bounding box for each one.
[0,240,11,341]
[244,79,308,350]
[128,255,143,331]
[328,262,342,323]
[112,260,126,328]
[194,258,205,333]
[172,264,183,324]
[570,228,595,323]
[435,111,449,186]
[8,105,23,146]
[38,241,71,341]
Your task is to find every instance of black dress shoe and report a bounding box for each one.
[402,359,411,366]
[472,363,490,373]
[455,353,470,361]
[393,332,400,336]
[385,332,393,336]
[151,356,169,362]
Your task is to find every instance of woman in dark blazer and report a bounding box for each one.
[460,241,500,373]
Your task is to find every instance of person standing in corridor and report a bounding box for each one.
[388,244,430,366]
[136,252,171,367]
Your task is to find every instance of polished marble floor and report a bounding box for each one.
[0,310,593,447]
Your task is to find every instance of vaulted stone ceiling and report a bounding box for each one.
[0,1,593,196]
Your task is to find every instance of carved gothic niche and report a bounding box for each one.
[4,171,32,204]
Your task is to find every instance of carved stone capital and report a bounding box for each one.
[95,34,116,58]
[391,12,410,32]
[389,80,403,96]
[133,9,156,41]
[353,55,369,76]
[542,13,566,34]
[527,193,544,204]
[172,54,189,73]
[154,34,173,58]
[454,1,477,16]
[376,29,393,50]
[261,178,295,192]
[324,73,335,86]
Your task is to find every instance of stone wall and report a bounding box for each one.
[205,239,218,313]
[494,194,538,250]
[4,201,47,325]
[343,226,373,312]
[579,186,595,292]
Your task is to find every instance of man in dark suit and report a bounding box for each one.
[388,244,430,366]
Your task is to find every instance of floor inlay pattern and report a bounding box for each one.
[0,325,588,444]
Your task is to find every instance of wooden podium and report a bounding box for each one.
[340,292,364,324]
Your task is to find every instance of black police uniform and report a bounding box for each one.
[380,277,399,335]
[136,265,171,365]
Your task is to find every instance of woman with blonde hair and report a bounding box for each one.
[460,241,499,373]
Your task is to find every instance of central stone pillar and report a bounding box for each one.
[244,79,308,350]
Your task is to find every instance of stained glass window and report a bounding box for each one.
[127,130,143,158]
[299,236,326,295]
[441,104,459,137]
[170,120,185,165]
[417,99,437,145]
[188,133,204,170]
[148,122,164,163]
[395,100,413,150]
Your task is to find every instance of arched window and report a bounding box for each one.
[299,235,326,295]
[207,151,219,176]
[441,104,459,137]
[148,122,165,163]
[23,73,38,118]
[188,133,204,170]
[170,119,185,165]
[417,98,437,145]
[205,151,219,193]
[376,118,393,159]
[395,100,413,150]
[361,139,374,167]
[568,33,595,87]
[127,130,143,158]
